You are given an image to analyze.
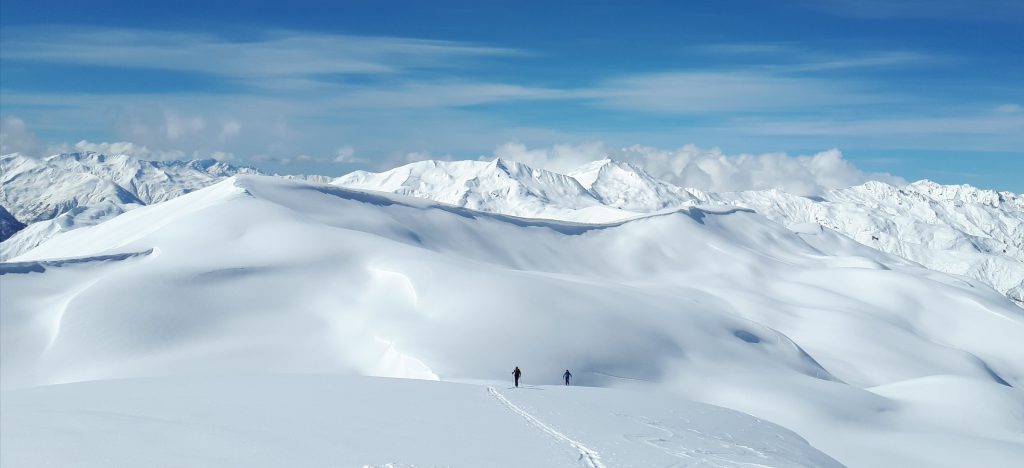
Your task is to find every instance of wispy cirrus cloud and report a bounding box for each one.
[579,71,891,113]
[0,27,522,88]
[686,43,948,72]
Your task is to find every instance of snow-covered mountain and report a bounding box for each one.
[0,152,261,223]
[708,181,1024,301]
[335,158,632,222]
[0,152,261,259]
[0,153,145,225]
[569,158,701,211]
[333,158,1024,304]
[3,175,1022,467]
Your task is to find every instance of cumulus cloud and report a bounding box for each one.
[0,116,42,155]
[219,119,242,140]
[488,142,905,196]
[164,111,206,140]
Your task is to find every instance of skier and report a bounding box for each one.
[563,369,572,386]
[512,366,522,387]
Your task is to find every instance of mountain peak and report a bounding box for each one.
[568,157,697,211]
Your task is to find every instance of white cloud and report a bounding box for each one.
[164,111,206,140]
[0,116,41,155]
[334,146,356,163]
[488,142,905,196]
[59,140,153,157]
[686,43,945,72]
[219,119,242,140]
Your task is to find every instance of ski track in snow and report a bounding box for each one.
[487,386,607,468]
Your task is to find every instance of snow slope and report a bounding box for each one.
[333,158,1024,304]
[3,175,1023,467]
[0,375,841,468]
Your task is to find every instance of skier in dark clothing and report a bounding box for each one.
[513,366,522,387]
[563,370,572,386]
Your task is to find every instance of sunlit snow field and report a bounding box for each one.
[2,175,1023,467]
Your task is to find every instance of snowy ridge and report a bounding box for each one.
[333,158,1024,304]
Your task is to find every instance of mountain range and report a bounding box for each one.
[3,152,1021,306]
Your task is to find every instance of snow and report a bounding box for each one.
[3,174,1023,467]
[0,376,840,468]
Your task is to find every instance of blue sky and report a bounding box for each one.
[1,0,1022,191]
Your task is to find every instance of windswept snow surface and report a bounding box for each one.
[3,175,1023,467]
[0,376,840,468]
